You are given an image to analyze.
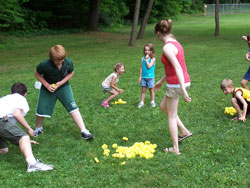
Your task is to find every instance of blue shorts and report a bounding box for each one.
[141,78,155,88]
[243,66,250,81]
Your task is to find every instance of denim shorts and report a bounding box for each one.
[141,78,155,88]
[243,66,250,81]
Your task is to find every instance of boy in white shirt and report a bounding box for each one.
[0,82,53,172]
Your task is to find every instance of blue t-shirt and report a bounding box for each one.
[142,57,155,78]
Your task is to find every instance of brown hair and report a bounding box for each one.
[155,19,173,35]
[144,43,155,58]
[11,82,27,96]
[220,79,234,90]
[49,45,66,61]
[114,63,124,72]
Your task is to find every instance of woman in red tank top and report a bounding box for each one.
[154,19,192,155]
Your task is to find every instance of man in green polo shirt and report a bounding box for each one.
[34,45,93,140]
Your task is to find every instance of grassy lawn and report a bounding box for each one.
[0,14,250,187]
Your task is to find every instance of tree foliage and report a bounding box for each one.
[0,0,221,33]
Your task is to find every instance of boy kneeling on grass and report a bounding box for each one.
[221,79,250,121]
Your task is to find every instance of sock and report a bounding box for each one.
[151,101,155,104]
[26,156,36,165]
[81,129,90,134]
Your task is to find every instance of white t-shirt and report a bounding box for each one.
[0,93,29,119]
[102,72,119,88]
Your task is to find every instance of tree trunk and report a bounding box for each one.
[129,0,141,46]
[214,0,219,37]
[137,0,154,39]
[87,0,100,31]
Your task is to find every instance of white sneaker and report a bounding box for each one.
[34,127,43,137]
[151,102,156,108]
[27,160,54,172]
[138,102,144,108]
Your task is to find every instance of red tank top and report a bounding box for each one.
[161,41,190,84]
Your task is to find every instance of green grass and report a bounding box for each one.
[0,13,250,187]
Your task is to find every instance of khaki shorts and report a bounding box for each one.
[0,118,27,149]
[166,86,190,99]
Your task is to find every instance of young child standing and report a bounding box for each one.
[138,43,156,108]
[221,79,250,122]
[241,34,250,89]
[154,19,192,155]
[101,63,125,108]
[34,45,93,140]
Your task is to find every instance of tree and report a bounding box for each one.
[87,0,100,31]
[137,0,154,39]
[214,0,219,36]
[129,0,141,46]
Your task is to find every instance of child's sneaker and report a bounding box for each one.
[27,160,54,173]
[81,130,94,140]
[101,101,110,108]
[138,102,144,108]
[151,101,156,108]
[34,127,43,137]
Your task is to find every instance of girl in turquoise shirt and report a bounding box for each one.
[138,43,156,108]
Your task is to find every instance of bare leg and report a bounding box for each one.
[70,109,87,131]
[241,79,249,90]
[0,148,8,154]
[149,88,155,102]
[104,90,119,103]
[232,98,242,117]
[36,116,44,128]
[160,96,191,137]
[19,136,35,159]
[166,96,180,154]
[176,116,191,137]
[140,87,147,102]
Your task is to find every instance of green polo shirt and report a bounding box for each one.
[36,58,74,84]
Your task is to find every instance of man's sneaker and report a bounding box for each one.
[151,102,156,108]
[138,102,144,108]
[81,130,94,140]
[27,160,54,173]
[34,127,43,137]
[101,101,110,108]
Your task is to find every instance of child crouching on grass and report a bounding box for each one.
[101,63,125,108]
[221,79,250,121]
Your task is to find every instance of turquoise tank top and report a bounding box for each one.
[142,57,155,78]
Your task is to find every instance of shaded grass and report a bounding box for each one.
[0,13,250,187]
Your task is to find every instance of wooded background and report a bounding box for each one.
[0,0,248,33]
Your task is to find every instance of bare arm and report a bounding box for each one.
[35,71,74,92]
[145,57,155,69]
[163,43,191,102]
[154,75,166,91]
[235,91,247,121]
[242,35,247,41]
[139,59,143,84]
[56,71,74,88]
[13,109,34,137]
[110,75,124,94]
[245,52,250,62]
